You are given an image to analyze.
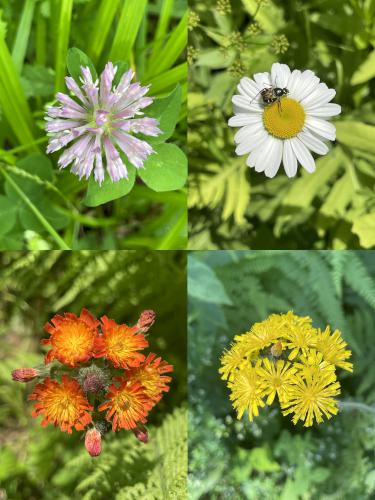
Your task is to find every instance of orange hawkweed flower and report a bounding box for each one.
[42,309,100,367]
[98,379,153,431]
[29,375,93,433]
[95,316,148,369]
[126,353,173,405]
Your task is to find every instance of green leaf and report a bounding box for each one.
[19,199,68,232]
[54,0,73,91]
[189,256,232,305]
[351,50,375,85]
[336,121,375,154]
[21,65,55,98]
[139,143,187,192]
[352,213,375,248]
[146,85,181,144]
[0,195,18,236]
[66,47,97,83]
[84,166,136,207]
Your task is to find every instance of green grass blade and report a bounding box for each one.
[145,10,187,79]
[0,35,36,148]
[156,210,187,249]
[35,4,47,66]
[147,63,187,95]
[135,14,147,78]
[87,0,121,63]
[11,0,36,72]
[109,0,148,63]
[1,169,70,250]
[152,0,174,57]
[54,0,73,92]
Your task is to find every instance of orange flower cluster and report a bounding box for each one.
[12,308,172,457]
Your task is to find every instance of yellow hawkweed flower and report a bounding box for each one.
[219,342,249,381]
[281,371,341,427]
[279,311,317,360]
[220,311,353,428]
[235,316,281,351]
[294,349,336,379]
[228,364,266,421]
[315,326,353,372]
[256,359,297,405]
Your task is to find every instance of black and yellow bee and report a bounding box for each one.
[251,85,289,113]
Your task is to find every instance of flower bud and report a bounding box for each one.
[78,365,109,394]
[133,425,148,444]
[136,310,156,333]
[85,428,102,457]
[12,368,40,382]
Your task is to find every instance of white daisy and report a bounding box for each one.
[228,62,342,178]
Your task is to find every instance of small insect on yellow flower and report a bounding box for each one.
[220,311,353,428]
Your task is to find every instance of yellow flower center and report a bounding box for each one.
[263,97,305,139]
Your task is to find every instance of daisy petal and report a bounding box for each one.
[238,77,260,99]
[232,95,263,113]
[265,138,283,178]
[305,116,336,141]
[246,136,269,168]
[254,135,277,173]
[228,114,262,127]
[234,122,264,144]
[292,71,320,101]
[290,137,316,173]
[271,63,291,88]
[235,128,269,155]
[298,130,329,155]
[287,69,302,95]
[282,139,298,177]
[253,71,271,89]
[301,87,336,108]
[306,103,342,117]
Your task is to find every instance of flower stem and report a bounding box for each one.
[339,401,375,415]
[1,169,71,250]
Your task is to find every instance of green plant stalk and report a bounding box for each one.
[11,0,36,72]
[147,63,187,95]
[156,211,187,250]
[35,4,47,67]
[0,36,36,149]
[1,170,71,250]
[87,0,120,63]
[152,0,174,57]
[0,137,47,160]
[54,0,73,92]
[109,0,148,63]
[146,11,187,79]
[135,14,147,79]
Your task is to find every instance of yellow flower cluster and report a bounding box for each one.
[219,312,353,427]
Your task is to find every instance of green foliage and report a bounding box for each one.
[188,0,375,249]
[0,250,187,499]
[0,0,187,250]
[188,250,375,499]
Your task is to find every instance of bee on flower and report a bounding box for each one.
[12,308,173,456]
[220,311,352,427]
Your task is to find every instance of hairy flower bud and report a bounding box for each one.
[78,365,110,394]
[12,368,40,382]
[85,428,102,457]
[136,310,156,333]
[133,425,149,444]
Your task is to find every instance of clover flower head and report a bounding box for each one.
[45,62,161,184]
[220,311,352,427]
[229,62,342,177]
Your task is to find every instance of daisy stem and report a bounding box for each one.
[1,169,71,250]
[339,401,375,415]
